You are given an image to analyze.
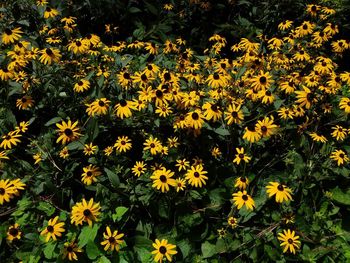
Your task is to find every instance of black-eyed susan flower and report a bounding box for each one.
[1,27,23,45]
[43,6,59,18]
[202,102,222,122]
[39,48,61,65]
[175,178,186,192]
[40,216,65,242]
[232,147,251,165]
[0,131,22,149]
[114,99,134,119]
[186,110,204,129]
[70,198,100,227]
[278,20,293,31]
[67,38,89,54]
[185,164,208,188]
[227,216,238,228]
[151,239,177,263]
[266,182,293,203]
[131,161,147,177]
[114,136,132,153]
[234,177,249,190]
[255,116,278,138]
[339,97,350,113]
[81,165,102,185]
[224,104,244,125]
[0,179,16,205]
[100,226,124,252]
[295,86,315,109]
[150,168,176,192]
[6,223,21,242]
[83,143,97,156]
[143,136,162,155]
[211,147,222,158]
[16,95,34,110]
[309,132,327,143]
[73,79,90,93]
[33,153,42,164]
[251,71,273,91]
[0,150,10,161]
[175,158,190,171]
[232,190,255,210]
[15,121,30,133]
[277,229,301,254]
[56,120,81,145]
[331,125,347,141]
[155,104,173,117]
[90,98,110,116]
[63,240,83,261]
[59,147,69,159]
[242,125,261,143]
[330,149,349,166]
[167,137,179,148]
[10,179,26,197]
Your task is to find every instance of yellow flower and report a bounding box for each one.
[0,179,16,205]
[81,165,102,185]
[74,79,90,93]
[150,168,176,192]
[224,103,244,125]
[330,149,349,166]
[114,136,132,153]
[255,116,278,138]
[232,147,251,165]
[39,48,61,65]
[1,27,23,45]
[339,97,350,113]
[227,216,238,228]
[234,177,249,190]
[232,190,255,210]
[131,161,147,177]
[277,229,301,254]
[185,165,208,188]
[70,198,101,227]
[143,137,162,155]
[0,131,22,149]
[242,125,261,143]
[83,143,97,156]
[44,7,59,19]
[151,239,177,262]
[175,178,186,192]
[100,226,124,252]
[40,216,65,242]
[63,241,83,261]
[266,182,293,203]
[56,120,81,145]
[7,223,22,242]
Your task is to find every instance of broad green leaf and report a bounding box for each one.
[86,240,100,260]
[104,168,120,187]
[112,206,129,222]
[331,187,350,205]
[45,117,62,126]
[201,241,216,258]
[43,242,57,259]
[78,224,100,247]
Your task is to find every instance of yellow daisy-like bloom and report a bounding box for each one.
[277,229,301,254]
[63,241,83,261]
[0,131,22,149]
[0,150,10,160]
[175,178,186,192]
[74,79,90,93]
[143,137,162,155]
[330,149,349,166]
[0,68,14,81]
[309,132,327,143]
[16,95,34,110]
[7,223,22,242]
[295,86,315,109]
[90,98,111,116]
[186,110,205,129]
[33,153,42,164]
[278,20,293,31]
[232,190,255,210]
[185,165,208,188]
[232,147,251,165]
[10,179,26,196]
[43,6,59,19]
[155,105,173,117]
[242,125,261,143]
[67,38,89,54]
[81,165,102,185]
[40,216,65,242]
[56,120,81,145]
[114,136,132,153]
[175,158,190,171]
[339,97,350,114]
[224,103,244,125]
[0,179,16,205]
[83,143,97,156]
[150,168,176,192]
[131,161,147,177]
[39,48,61,65]
[251,71,273,91]
[202,102,223,122]
[15,121,30,133]
[59,147,69,159]
[266,182,293,203]
[1,27,23,45]
[151,239,177,263]
[234,177,249,190]
[331,125,347,141]
[100,226,124,252]
[227,216,238,228]
[206,72,229,88]
[114,99,134,119]
[70,198,101,227]
[255,116,278,138]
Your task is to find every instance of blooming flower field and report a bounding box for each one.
[1,0,350,262]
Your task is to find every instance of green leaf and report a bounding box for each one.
[129,7,142,13]
[37,202,55,216]
[45,117,62,126]
[177,239,191,259]
[78,224,100,247]
[201,241,216,258]
[86,240,100,260]
[98,256,111,263]
[331,187,350,205]
[112,206,129,222]
[214,127,230,136]
[104,168,120,187]
[43,242,57,259]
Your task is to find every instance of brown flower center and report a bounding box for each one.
[159,246,167,254]
[159,175,167,183]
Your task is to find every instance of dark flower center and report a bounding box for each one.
[231,111,238,117]
[108,237,116,243]
[147,65,153,70]
[265,90,271,96]
[242,195,248,201]
[277,184,284,191]
[192,112,199,120]
[306,93,314,101]
[150,143,155,148]
[47,225,54,232]
[121,140,126,145]
[288,238,294,244]
[194,172,200,178]
[46,48,53,56]
[9,228,19,236]
[211,104,218,111]
[64,128,73,136]
[98,100,105,107]
[0,188,5,195]
[240,177,246,182]
[156,90,163,98]
[259,76,267,84]
[120,100,127,107]
[239,154,244,159]
[340,153,345,158]
[141,74,147,81]
[76,41,81,47]
[247,125,255,132]
[78,81,83,86]
[83,209,91,216]
[311,5,317,11]
[86,171,92,177]
[300,50,305,55]
[164,72,171,81]
[302,24,308,30]
[67,246,74,252]
[4,28,12,35]
[213,73,220,80]
[46,7,52,12]
[261,126,267,132]
[159,175,167,183]
[159,246,167,254]
[123,72,130,79]
[322,62,327,67]
[21,97,27,103]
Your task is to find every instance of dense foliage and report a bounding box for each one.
[1,0,350,262]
